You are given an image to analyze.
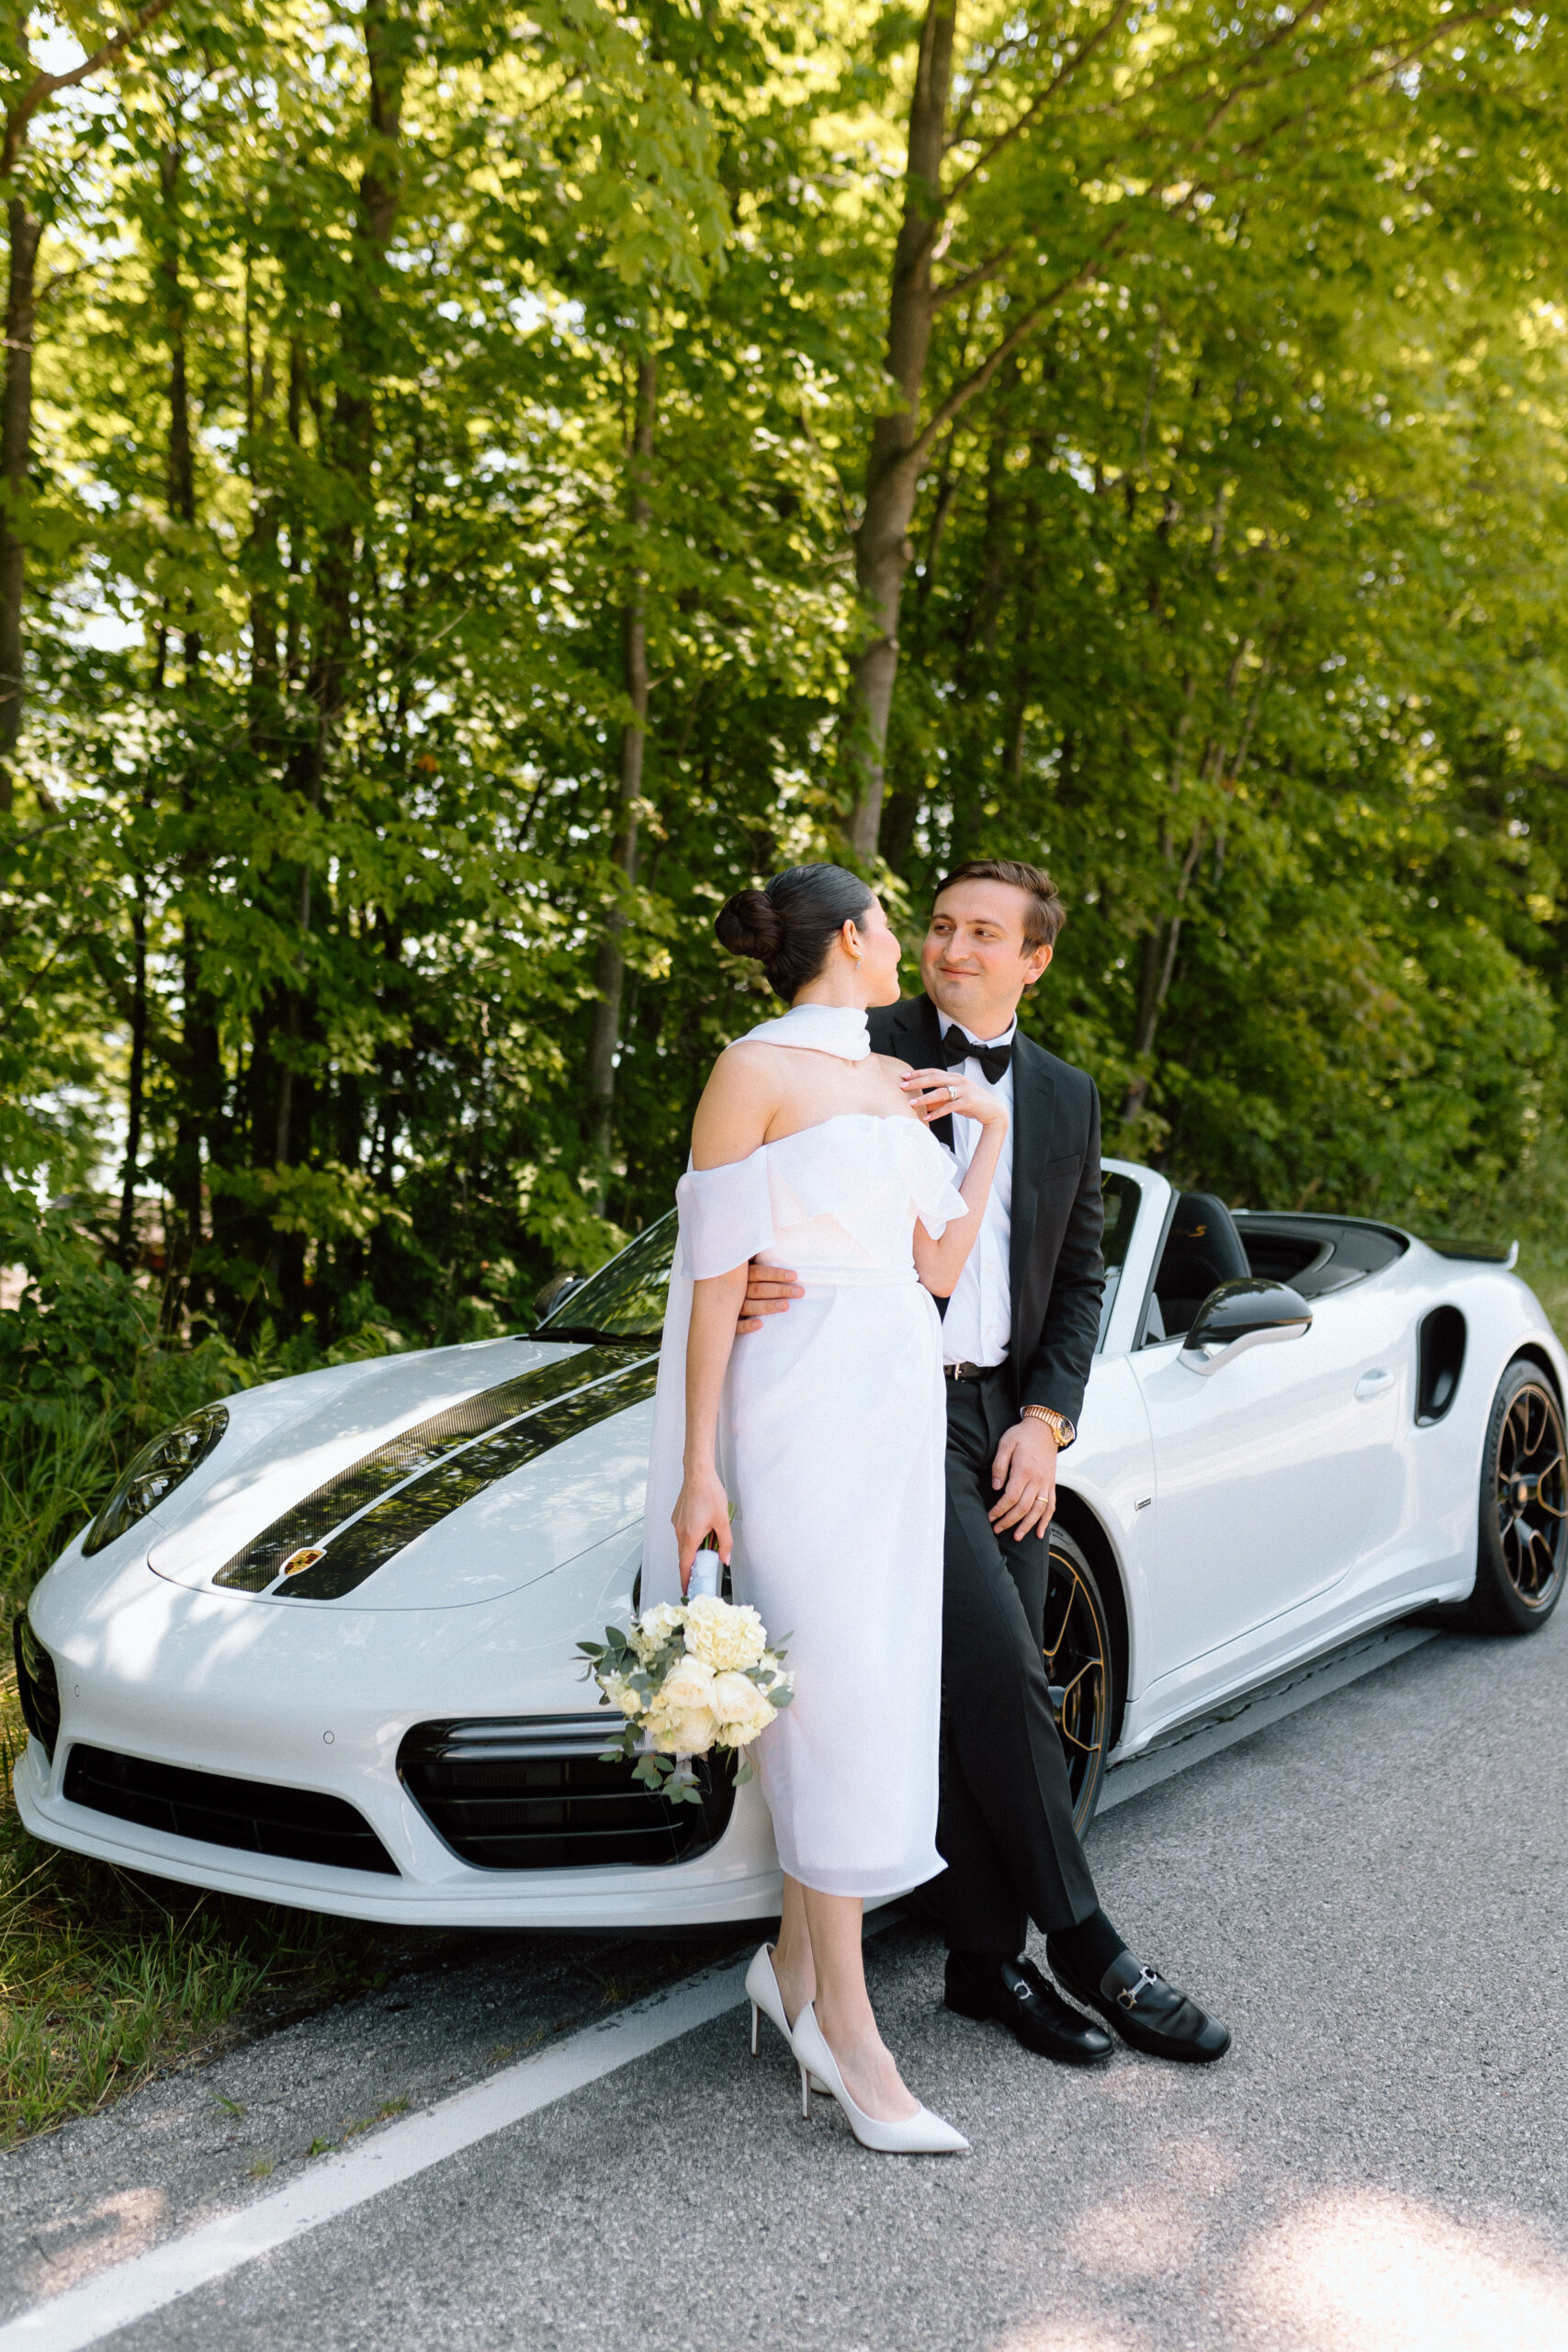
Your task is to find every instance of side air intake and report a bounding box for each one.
[1416,1307,1466,1427]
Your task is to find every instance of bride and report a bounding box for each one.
[642,864,1007,2154]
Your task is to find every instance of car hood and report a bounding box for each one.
[143,1337,659,1612]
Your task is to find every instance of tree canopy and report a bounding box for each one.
[2,0,1565,1356]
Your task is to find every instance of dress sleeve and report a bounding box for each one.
[906,1125,970,1241]
[676,1152,775,1279]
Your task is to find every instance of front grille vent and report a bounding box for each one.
[62,1745,398,1875]
[13,1616,61,1760]
[398,1714,736,1871]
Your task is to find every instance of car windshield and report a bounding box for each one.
[1096,1172,1143,1350]
[540,1174,1143,1351]
[535,1212,677,1342]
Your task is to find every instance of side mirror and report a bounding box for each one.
[1179,1278,1312,1375]
[535,1271,583,1323]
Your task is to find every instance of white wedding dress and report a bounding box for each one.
[642,1003,967,1898]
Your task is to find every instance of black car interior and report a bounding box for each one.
[1145,1193,1253,1340]
[1145,1200,1411,1343]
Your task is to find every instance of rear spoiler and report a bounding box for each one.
[1420,1236,1519,1270]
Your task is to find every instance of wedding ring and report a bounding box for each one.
[948,1082,958,1101]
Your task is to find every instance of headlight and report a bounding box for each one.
[13,1613,61,1758]
[81,1404,230,1556]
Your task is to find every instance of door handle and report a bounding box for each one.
[1355,1369,1394,1401]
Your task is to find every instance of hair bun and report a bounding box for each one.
[713,864,874,1001]
[716,887,784,960]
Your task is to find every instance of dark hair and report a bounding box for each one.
[934,857,1066,950]
[716,864,875,1001]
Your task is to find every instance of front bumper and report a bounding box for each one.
[18,1544,787,1928]
[13,1736,785,1927]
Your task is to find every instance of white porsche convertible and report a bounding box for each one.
[14,1162,1566,1928]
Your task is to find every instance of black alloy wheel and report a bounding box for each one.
[1044,1526,1115,1833]
[1464,1359,1567,1634]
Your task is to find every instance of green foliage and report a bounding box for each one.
[0,1677,445,2145]
[0,1188,409,1615]
[0,0,1565,1386]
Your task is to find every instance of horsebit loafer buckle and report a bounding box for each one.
[1117,1965,1161,2010]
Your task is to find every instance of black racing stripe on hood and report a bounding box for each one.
[212,1347,642,1594]
[275,1353,660,1601]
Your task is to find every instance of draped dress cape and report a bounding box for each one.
[642,1005,968,1901]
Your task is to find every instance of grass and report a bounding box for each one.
[0,1672,452,2148]
[0,1401,115,1614]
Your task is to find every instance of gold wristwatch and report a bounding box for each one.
[1023,1406,1077,1450]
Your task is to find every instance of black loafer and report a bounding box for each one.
[945,1952,1113,2066]
[1046,1944,1231,2065]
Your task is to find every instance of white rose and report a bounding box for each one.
[709,1671,775,1737]
[682,1595,768,1672]
[601,1674,641,1719]
[658,1654,716,1713]
[649,1703,718,1756]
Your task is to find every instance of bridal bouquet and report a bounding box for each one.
[578,1588,793,1806]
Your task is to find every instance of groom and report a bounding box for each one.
[740,859,1229,2066]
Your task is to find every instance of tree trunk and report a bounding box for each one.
[283,341,305,686]
[0,9,181,811]
[312,1,405,769]
[155,141,221,1302]
[116,892,148,1265]
[243,261,279,741]
[586,352,658,1177]
[1001,435,1046,791]
[271,0,406,1263]
[844,0,956,860]
[158,143,198,673]
[0,192,39,812]
[1119,825,1204,1125]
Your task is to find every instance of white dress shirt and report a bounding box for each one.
[935,1013,1016,1368]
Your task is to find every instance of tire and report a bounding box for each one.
[1461,1359,1568,1635]
[1044,1526,1116,1833]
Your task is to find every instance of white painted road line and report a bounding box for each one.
[1,1623,1440,2352]
[0,1958,753,2352]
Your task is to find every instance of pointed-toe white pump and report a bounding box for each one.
[790,2003,969,2155]
[745,1945,828,2092]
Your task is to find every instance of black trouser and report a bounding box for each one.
[935,1368,1100,1955]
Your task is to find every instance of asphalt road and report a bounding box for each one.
[6,1616,1568,2352]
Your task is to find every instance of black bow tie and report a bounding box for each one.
[942,1027,1012,1086]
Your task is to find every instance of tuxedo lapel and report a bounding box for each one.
[1009,1035,1057,1363]
[891,993,942,1064]
[886,995,950,1144]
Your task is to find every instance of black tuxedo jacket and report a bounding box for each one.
[867,996,1105,1427]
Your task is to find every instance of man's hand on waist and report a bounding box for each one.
[989,1417,1060,1543]
[738,1260,802,1336]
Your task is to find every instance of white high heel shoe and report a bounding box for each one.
[745,1946,829,2091]
[790,2003,969,2154]
[745,1944,793,2057]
